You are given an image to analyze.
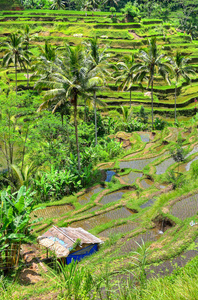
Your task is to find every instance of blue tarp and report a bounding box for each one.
[105,170,116,182]
[66,244,98,264]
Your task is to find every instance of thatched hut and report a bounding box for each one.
[37,226,103,264]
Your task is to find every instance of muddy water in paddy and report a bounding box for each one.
[76,205,100,217]
[31,204,73,220]
[171,194,198,220]
[146,237,198,279]
[140,133,150,142]
[99,223,138,238]
[141,179,153,189]
[120,157,156,170]
[118,230,159,255]
[185,156,198,171]
[78,187,103,205]
[100,191,125,205]
[186,145,198,158]
[155,145,166,153]
[155,157,175,175]
[140,198,156,209]
[121,172,142,184]
[71,207,133,231]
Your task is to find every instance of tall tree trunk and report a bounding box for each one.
[15,61,17,96]
[130,89,131,109]
[94,91,97,146]
[74,95,81,171]
[151,79,154,130]
[65,117,71,151]
[174,82,177,125]
[84,99,87,122]
[27,64,29,88]
[21,126,29,173]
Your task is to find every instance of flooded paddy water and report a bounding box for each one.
[71,207,133,231]
[140,132,150,143]
[171,194,198,220]
[99,222,138,238]
[100,190,125,205]
[140,198,156,209]
[185,156,198,171]
[120,157,157,170]
[118,230,160,255]
[155,157,175,175]
[186,145,198,158]
[121,171,142,184]
[78,187,103,205]
[141,179,154,189]
[31,204,73,220]
[146,237,198,279]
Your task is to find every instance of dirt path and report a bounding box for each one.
[128,30,142,40]
[19,244,45,285]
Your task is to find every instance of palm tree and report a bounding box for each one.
[32,41,57,87]
[2,33,30,96]
[85,37,109,145]
[108,0,120,7]
[169,52,195,124]
[50,0,65,10]
[134,37,171,129]
[36,44,102,171]
[23,25,32,87]
[115,54,138,109]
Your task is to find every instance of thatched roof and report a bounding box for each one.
[37,226,102,258]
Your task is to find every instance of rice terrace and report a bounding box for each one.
[0,0,198,299]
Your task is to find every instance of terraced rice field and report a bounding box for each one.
[31,124,198,276]
[0,10,198,118]
[2,9,198,280]
[171,194,198,220]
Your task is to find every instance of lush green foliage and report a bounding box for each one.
[0,186,37,269]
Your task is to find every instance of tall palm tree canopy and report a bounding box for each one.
[2,33,30,94]
[134,37,171,129]
[85,37,108,145]
[170,52,195,83]
[115,55,136,90]
[86,37,110,78]
[169,52,195,123]
[114,54,138,108]
[50,0,65,10]
[36,44,103,170]
[2,33,29,70]
[135,38,171,86]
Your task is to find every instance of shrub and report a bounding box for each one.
[154,117,167,130]
[110,7,116,13]
[121,1,140,21]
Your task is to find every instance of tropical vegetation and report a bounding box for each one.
[0,2,198,299]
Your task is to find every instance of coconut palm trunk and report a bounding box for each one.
[130,89,132,108]
[73,94,81,171]
[27,64,29,87]
[15,58,17,96]
[174,81,177,124]
[94,91,98,145]
[151,77,154,130]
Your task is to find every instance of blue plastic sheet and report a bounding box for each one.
[66,244,98,264]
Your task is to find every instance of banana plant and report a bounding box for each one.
[0,186,36,268]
